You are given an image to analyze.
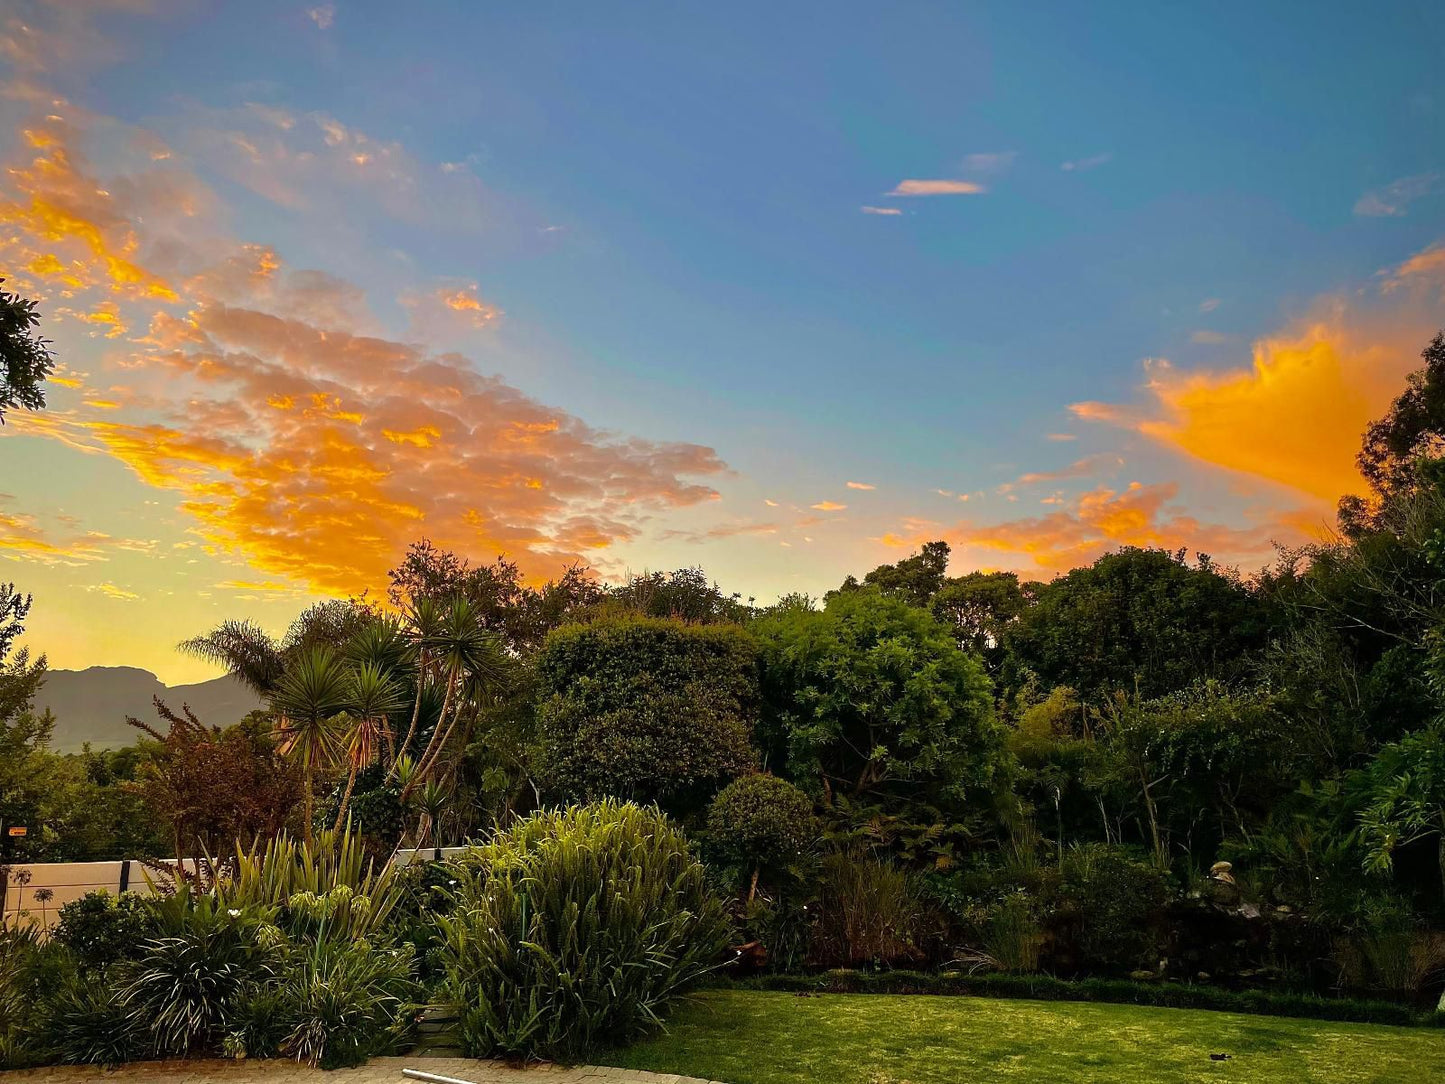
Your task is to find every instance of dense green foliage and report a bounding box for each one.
[755,590,999,807]
[1002,548,1267,699]
[435,801,732,1061]
[534,617,759,812]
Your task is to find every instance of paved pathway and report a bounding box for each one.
[0,1058,725,1084]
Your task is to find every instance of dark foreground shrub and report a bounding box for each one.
[0,927,57,1069]
[436,800,732,1062]
[45,975,146,1066]
[125,892,278,1056]
[270,937,417,1068]
[1056,844,1171,974]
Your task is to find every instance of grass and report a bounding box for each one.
[602,990,1445,1084]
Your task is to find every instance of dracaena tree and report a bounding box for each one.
[269,646,352,843]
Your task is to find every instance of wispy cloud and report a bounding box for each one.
[307,5,336,30]
[845,481,876,490]
[1060,152,1112,172]
[860,205,902,216]
[1354,173,1438,217]
[961,151,1016,176]
[1046,433,1077,442]
[1198,298,1221,313]
[887,179,986,196]
[811,501,847,512]
[84,581,139,601]
[1190,330,1231,344]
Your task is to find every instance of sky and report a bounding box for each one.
[1,1,1444,684]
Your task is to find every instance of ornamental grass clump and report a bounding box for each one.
[435,799,732,1062]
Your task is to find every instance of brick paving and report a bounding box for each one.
[0,1058,725,1084]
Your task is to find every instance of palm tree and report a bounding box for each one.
[389,596,445,780]
[332,661,408,832]
[404,597,510,800]
[178,619,285,695]
[270,645,351,843]
[344,617,411,764]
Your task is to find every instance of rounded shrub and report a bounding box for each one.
[436,800,732,1062]
[706,773,818,889]
[52,891,151,974]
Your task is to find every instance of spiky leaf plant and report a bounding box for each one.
[435,799,732,1062]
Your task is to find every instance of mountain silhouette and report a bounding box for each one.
[32,667,264,752]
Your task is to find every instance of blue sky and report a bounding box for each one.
[2,1,1444,679]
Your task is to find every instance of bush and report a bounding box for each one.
[436,800,732,1061]
[534,617,759,814]
[1056,844,1172,975]
[216,828,404,940]
[810,851,934,969]
[754,590,1001,812]
[52,891,151,973]
[270,938,418,1068]
[0,927,55,1069]
[124,892,278,1056]
[45,974,146,1066]
[707,773,819,893]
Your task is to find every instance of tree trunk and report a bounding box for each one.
[389,650,428,781]
[303,761,314,846]
[333,764,359,834]
[747,867,760,904]
[408,674,461,797]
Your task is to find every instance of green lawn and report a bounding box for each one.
[602,990,1445,1084]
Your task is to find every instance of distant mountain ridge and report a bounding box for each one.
[32,666,264,752]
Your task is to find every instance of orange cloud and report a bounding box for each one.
[911,482,1284,574]
[846,481,876,490]
[0,109,730,597]
[811,501,847,512]
[0,119,179,301]
[1070,240,1445,504]
[438,284,502,328]
[887,179,986,196]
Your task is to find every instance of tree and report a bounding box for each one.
[333,661,407,831]
[404,596,510,798]
[269,646,351,842]
[1348,331,1445,525]
[706,773,819,901]
[534,616,759,814]
[1357,726,1445,901]
[387,539,600,653]
[1002,547,1266,701]
[599,566,754,624]
[754,589,1000,809]
[834,540,952,608]
[178,619,285,696]
[932,570,1031,659]
[126,702,301,868]
[0,280,53,424]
